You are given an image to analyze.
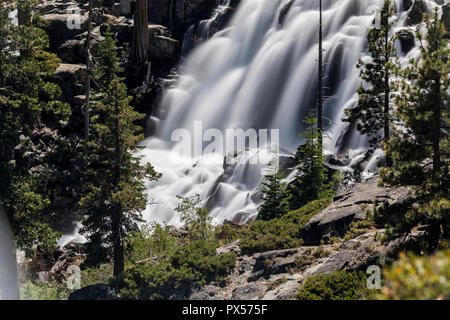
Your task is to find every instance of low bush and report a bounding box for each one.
[240,198,331,254]
[296,270,371,300]
[20,280,71,300]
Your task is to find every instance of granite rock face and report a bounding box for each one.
[301,176,411,245]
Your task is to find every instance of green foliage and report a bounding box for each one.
[81,264,114,288]
[0,0,70,257]
[296,270,371,300]
[79,78,161,274]
[20,280,71,300]
[240,198,331,254]
[95,34,123,89]
[258,159,290,221]
[380,11,450,241]
[344,0,396,153]
[115,225,236,299]
[1,172,60,257]
[343,219,374,242]
[289,111,336,210]
[175,194,214,241]
[381,9,449,189]
[379,249,450,300]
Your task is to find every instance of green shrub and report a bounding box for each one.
[379,249,450,300]
[240,198,331,254]
[343,219,374,241]
[20,280,71,300]
[114,222,236,300]
[296,270,371,300]
[81,264,114,287]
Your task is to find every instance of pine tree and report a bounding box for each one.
[344,0,396,164]
[258,160,290,221]
[289,111,333,210]
[380,10,450,245]
[95,34,123,89]
[0,1,70,256]
[79,77,160,276]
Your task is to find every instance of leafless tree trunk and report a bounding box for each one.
[317,0,323,148]
[131,0,149,65]
[84,0,92,140]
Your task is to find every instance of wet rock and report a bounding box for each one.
[111,0,132,17]
[397,29,415,54]
[279,0,294,26]
[68,284,117,300]
[173,0,218,36]
[442,3,450,35]
[403,0,413,11]
[406,0,425,25]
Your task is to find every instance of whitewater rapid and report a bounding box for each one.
[135,0,441,228]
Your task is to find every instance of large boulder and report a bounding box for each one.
[57,26,104,64]
[442,3,450,35]
[43,13,89,51]
[149,35,179,61]
[111,0,132,17]
[406,0,425,26]
[396,29,415,54]
[403,0,413,11]
[173,0,218,36]
[301,175,411,245]
[51,63,86,104]
[68,284,117,300]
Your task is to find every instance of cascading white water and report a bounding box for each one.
[137,0,439,227]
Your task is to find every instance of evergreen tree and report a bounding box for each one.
[344,0,396,164]
[258,160,290,221]
[79,77,160,276]
[0,0,70,256]
[380,10,450,245]
[289,111,333,209]
[95,34,123,89]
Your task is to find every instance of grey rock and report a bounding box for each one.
[190,285,226,300]
[42,13,89,51]
[301,175,411,245]
[231,282,267,300]
[406,0,425,25]
[216,240,241,256]
[51,64,86,104]
[111,0,132,17]
[68,284,116,300]
[149,35,179,61]
[403,0,413,11]
[397,29,415,54]
[442,3,450,34]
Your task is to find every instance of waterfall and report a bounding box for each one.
[0,204,19,300]
[137,0,438,227]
